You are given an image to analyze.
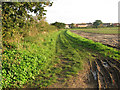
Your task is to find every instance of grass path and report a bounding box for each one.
[48,30,120,88]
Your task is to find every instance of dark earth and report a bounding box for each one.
[71,30,119,49]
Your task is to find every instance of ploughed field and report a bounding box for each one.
[71,29,119,49]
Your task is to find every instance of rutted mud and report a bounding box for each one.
[48,57,120,88]
[89,57,120,88]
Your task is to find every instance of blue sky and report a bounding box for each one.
[44,0,119,24]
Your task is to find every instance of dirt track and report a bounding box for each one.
[48,30,120,88]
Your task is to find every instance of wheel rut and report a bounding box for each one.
[48,31,120,88]
[89,57,120,88]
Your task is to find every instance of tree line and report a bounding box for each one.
[51,20,118,29]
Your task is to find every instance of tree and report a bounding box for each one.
[70,23,75,28]
[51,22,65,29]
[2,2,53,37]
[93,20,103,28]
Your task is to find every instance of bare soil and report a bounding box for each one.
[70,30,119,49]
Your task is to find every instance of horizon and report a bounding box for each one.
[48,21,119,25]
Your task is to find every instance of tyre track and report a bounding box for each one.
[49,30,120,88]
[66,30,120,88]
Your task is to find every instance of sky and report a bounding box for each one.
[44,0,120,24]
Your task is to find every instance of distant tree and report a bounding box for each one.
[93,20,103,28]
[70,23,75,28]
[51,22,65,29]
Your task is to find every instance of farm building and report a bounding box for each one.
[65,24,71,28]
[86,23,93,27]
[76,23,88,28]
[112,23,119,27]
[65,23,92,28]
[103,23,112,27]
